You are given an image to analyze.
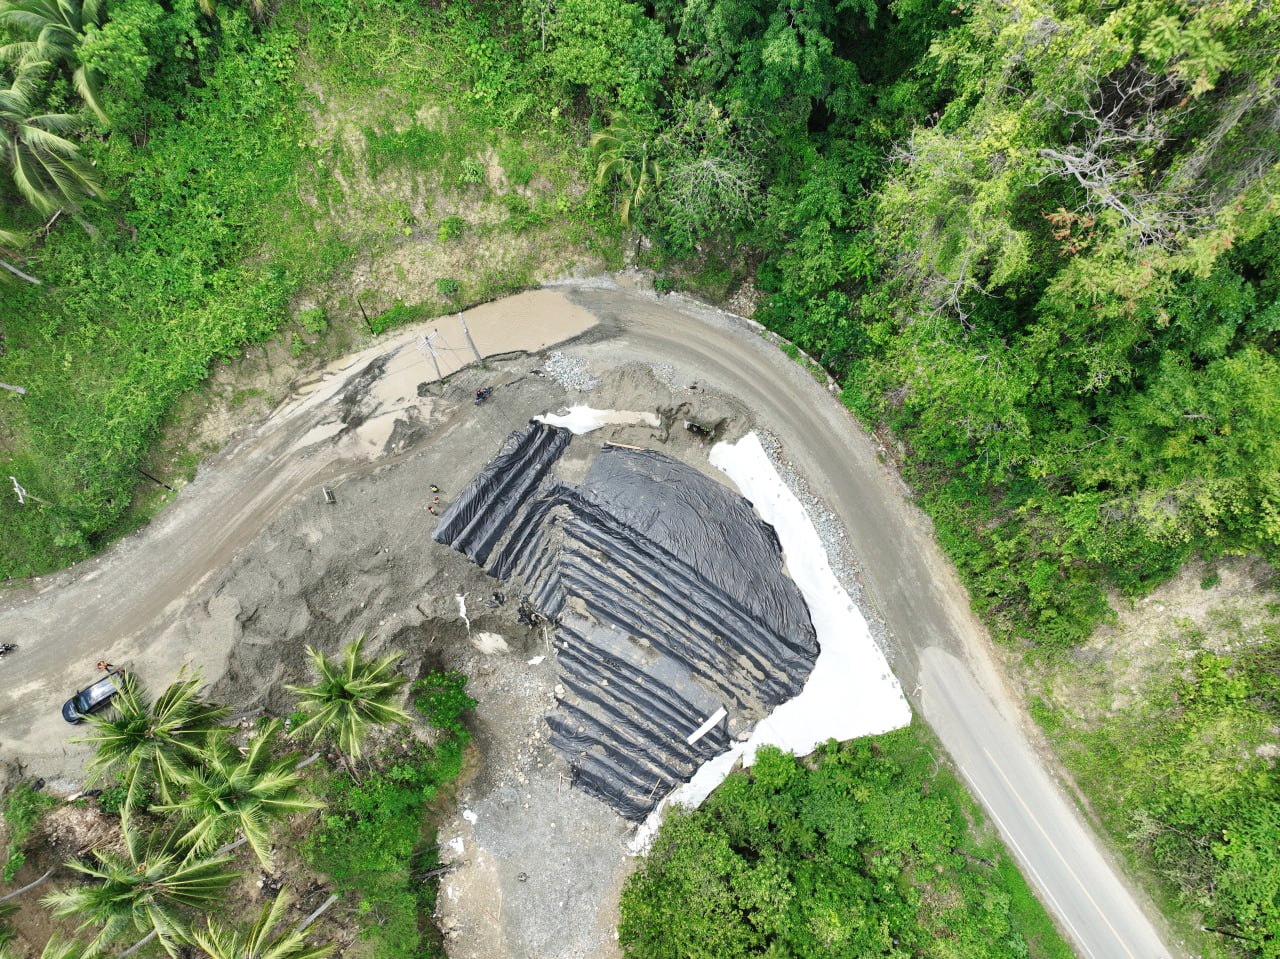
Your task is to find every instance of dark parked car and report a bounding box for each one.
[62,670,126,724]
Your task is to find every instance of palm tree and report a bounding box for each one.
[286,634,411,767]
[191,892,332,959]
[43,818,237,957]
[153,720,322,866]
[0,67,104,214]
[0,221,39,284]
[591,114,661,228]
[0,0,108,123]
[0,935,93,959]
[74,671,232,811]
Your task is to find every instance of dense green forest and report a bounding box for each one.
[620,728,1071,958]
[4,0,1277,648]
[2,0,1279,953]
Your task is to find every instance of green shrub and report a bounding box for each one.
[498,143,535,185]
[501,193,548,233]
[364,123,447,179]
[620,726,1071,959]
[413,671,476,740]
[2,782,56,882]
[438,215,466,242]
[97,785,129,816]
[297,308,328,336]
[372,302,423,334]
[301,672,475,959]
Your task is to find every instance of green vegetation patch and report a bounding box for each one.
[301,672,475,959]
[1038,609,1280,957]
[620,724,1072,959]
[2,781,56,882]
[0,13,319,577]
[0,0,618,580]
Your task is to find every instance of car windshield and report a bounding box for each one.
[79,675,118,708]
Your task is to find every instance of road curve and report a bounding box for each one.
[571,282,1173,959]
[0,277,1172,959]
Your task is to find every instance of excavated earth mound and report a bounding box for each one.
[434,422,819,819]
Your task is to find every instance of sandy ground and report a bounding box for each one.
[0,274,1177,959]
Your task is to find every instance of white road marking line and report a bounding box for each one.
[983,747,1137,959]
[959,764,1098,959]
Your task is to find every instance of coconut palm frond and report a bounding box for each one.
[286,634,410,762]
[193,893,333,959]
[157,721,321,866]
[75,671,230,812]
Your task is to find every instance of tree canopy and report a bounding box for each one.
[2,0,1280,951]
[621,731,1070,959]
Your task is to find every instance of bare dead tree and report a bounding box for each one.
[1167,79,1271,195]
[1040,68,1208,247]
[912,248,980,327]
[888,127,977,180]
[653,98,765,242]
[887,129,987,322]
[661,155,760,230]
[524,0,554,52]
[1184,77,1280,214]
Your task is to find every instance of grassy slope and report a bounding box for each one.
[1027,564,1280,959]
[0,0,618,581]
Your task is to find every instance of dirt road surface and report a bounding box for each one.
[0,275,1172,959]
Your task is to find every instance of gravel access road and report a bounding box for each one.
[0,275,1172,959]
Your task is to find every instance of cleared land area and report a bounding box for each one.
[0,277,1167,958]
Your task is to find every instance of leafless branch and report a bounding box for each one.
[298,893,340,933]
[115,930,157,959]
[0,259,40,285]
[0,867,54,902]
[1040,67,1208,247]
[663,155,760,222]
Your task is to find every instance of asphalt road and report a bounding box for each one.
[0,277,1172,958]
[574,283,1174,959]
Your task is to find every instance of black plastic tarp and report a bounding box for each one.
[434,426,818,820]
[432,422,571,565]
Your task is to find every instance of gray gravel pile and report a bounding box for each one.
[648,362,677,390]
[544,351,599,392]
